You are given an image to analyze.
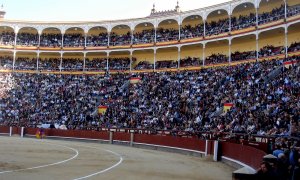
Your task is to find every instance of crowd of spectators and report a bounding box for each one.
[86,33,108,47]
[180,57,202,67]
[0,73,112,128]
[16,33,39,47]
[40,33,62,48]
[109,32,131,46]
[258,5,285,25]
[109,57,132,70]
[85,58,107,71]
[14,57,37,70]
[155,60,178,69]
[181,24,204,39]
[205,19,229,36]
[38,58,61,71]
[133,29,154,44]
[156,28,179,42]
[0,58,298,136]
[0,32,15,46]
[288,42,300,53]
[231,50,256,62]
[62,58,84,71]
[287,4,300,17]
[63,33,85,47]
[0,56,13,69]
[231,13,256,31]
[253,137,300,180]
[259,45,285,58]
[134,61,154,70]
[285,55,300,63]
[205,53,228,65]
[0,43,297,71]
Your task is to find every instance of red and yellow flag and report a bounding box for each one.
[223,103,233,113]
[283,61,296,68]
[98,105,108,115]
[130,77,141,84]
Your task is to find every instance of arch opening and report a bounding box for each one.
[16,27,39,47]
[110,25,131,47]
[40,28,62,48]
[157,19,179,43]
[64,27,85,48]
[87,26,108,47]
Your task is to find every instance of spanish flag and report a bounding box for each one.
[223,103,233,113]
[284,61,296,68]
[130,77,141,84]
[98,105,108,115]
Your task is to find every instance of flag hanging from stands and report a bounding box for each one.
[98,105,108,115]
[283,61,296,68]
[130,77,141,84]
[223,103,233,113]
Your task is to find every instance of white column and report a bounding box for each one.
[130,133,134,147]
[21,127,24,138]
[256,7,259,27]
[284,0,287,20]
[154,49,156,70]
[285,26,288,58]
[202,44,205,66]
[9,127,12,136]
[84,33,87,48]
[37,52,40,71]
[229,13,231,33]
[154,28,157,44]
[130,51,133,71]
[12,51,16,71]
[131,30,134,45]
[83,52,86,72]
[213,141,219,161]
[178,24,181,41]
[256,34,259,61]
[203,19,206,38]
[38,33,41,48]
[229,39,232,63]
[107,31,110,47]
[106,52,109,71]
[14,31,18,47]
[109,131,113,144]
[205,140,208,156]
[61,33,64,48]
[178,47,181,68]
[60,52,63,72]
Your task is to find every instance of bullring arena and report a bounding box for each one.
[0,136,234,180]
[0,0,300,179]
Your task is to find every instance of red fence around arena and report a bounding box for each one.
[134,133,206,152]
[220,141,267,170]
[113,132,131,142]
[25,128,110,140]
[0,126,10,134]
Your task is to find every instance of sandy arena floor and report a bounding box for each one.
[0,136,235,180]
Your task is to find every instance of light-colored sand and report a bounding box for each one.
[0,136,235,180]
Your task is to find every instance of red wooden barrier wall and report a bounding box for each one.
[134,133,205,152]
[0,126,9,133]
[113,132,131,142]
[25,128,110,140]
[220,141,266,170]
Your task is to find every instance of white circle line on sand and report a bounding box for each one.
[72,145,123,180]
[0,141,79,174]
